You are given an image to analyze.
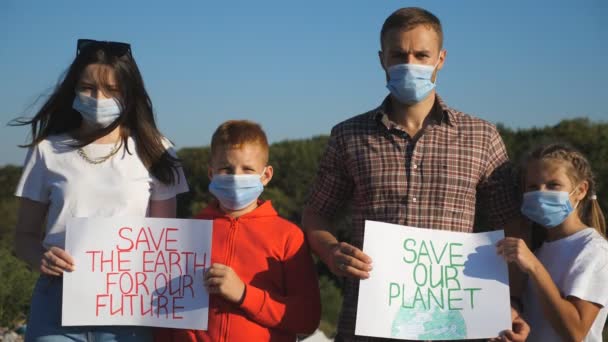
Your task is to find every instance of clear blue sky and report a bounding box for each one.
[1,0,606,166]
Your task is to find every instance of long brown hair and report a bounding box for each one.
[11,41,180,185]
[523,143,606,236]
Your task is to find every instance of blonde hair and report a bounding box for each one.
[523,143,606,235]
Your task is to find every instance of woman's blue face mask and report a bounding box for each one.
[73,92,122,127]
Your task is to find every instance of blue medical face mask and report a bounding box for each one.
[72,92,122,127]
[209,169,266,211]
[521,190,579,228]
[386,55,442,105]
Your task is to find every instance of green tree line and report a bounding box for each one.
[0,118,606,336]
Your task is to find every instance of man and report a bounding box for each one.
[302,7,530,342]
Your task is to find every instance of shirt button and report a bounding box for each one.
[412,197,417,202]
[412,164,418,169]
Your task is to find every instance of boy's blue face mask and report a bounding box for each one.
[209,170,265,211]
[520,190,578,228]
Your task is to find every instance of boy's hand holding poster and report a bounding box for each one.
[62,217,212,330]
[355,220,511,340]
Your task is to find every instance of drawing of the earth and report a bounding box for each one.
[391,298,467,340]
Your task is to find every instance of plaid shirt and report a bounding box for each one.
[306,95,519,341]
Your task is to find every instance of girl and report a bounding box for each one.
[497,143,607,341]
[12,39,189,341]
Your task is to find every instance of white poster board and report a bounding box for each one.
[63,217,212,330]
[355,220,511,340]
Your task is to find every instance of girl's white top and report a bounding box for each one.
[523,227,608,342]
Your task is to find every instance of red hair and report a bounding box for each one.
[210,120,269,163]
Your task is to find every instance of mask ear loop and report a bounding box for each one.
[569,185,584,210]
[434,50,444,69]
[259,166,268,184]
[432,50,444,84]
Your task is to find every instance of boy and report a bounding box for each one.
[158,120,321,341]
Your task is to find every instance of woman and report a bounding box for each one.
[12,39,189,341]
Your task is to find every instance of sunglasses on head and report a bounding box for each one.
[76,39,131,57]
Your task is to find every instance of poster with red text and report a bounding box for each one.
[62,217,212,329]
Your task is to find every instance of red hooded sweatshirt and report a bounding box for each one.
[156,200,321,341]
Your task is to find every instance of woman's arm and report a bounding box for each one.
[149,197,177,218]
[13,197,57,273]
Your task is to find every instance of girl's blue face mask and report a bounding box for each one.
[208,169,266,211]
[520,189,578,228]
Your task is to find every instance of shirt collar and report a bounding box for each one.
[372,94,457,131]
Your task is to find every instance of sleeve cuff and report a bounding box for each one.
[566,290,607,308]
[239,284,266,316]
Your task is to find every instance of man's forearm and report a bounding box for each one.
[307,230,339,265]
[301,206,338,264]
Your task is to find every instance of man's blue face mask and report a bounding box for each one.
[386,54,442,105]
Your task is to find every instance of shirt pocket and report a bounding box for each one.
[420,152,478,217]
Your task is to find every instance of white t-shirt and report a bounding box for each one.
[15,134,189,249]
[523,228,608,342]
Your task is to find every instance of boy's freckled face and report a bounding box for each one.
[208,142,274,215]
[209,144,268,176]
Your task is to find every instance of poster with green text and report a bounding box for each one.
[355,220,511,340]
